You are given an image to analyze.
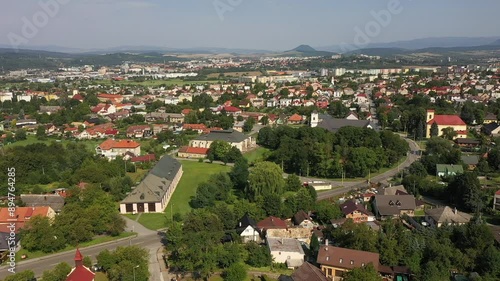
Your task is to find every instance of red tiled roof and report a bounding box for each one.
[178,146,209,155]
[288,114,303,122]
[427,115,466,126]
[130,154,156,163]
[223,106,241,113]
[183,124,207,130]
[317,246,380,271]
[495,190,500,196]
[257,216,287,230]
[98,139,140,150]
[0,207,51,224]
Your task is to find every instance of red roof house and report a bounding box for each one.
[257,216,288,231]
[66,249,95,281]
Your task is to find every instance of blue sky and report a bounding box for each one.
[1,0,500,50]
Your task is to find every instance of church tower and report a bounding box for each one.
[311,111,319,128]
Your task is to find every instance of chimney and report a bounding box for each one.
[453,207,457,214]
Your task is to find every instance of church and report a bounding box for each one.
[425,109,467,139]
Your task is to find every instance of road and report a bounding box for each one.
[0,216,168,281]
[316,137,421,200]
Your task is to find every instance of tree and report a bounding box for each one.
[243,117,256,133]
[245,242,272,267]
[36,125,46,140]
[315,200,343,223]
[100,246,150,281]
[342,264,382,281]
[208,140,233,163]
[14,129,27,141]
[230,157,249,194]
[441,127,457,140]
[430,122,439,137]
[285,174,302,192]
[3,270,35,281]
[260,115,269,125]
[223,263,247,281]
[41,262,72,281]
[247,162,285,201]
[447,172,484,212]
[20,215,66,253]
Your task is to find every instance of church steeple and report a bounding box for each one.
[74,248,83,267]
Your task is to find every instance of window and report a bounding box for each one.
[350,260,354,265]
[339,258,343,264]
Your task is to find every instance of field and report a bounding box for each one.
[4,135,102,151]
[90,79,221,87]
[244,147,270,164]
[207,71,262,78]
[165,161,231,216]
[136,213,169,230]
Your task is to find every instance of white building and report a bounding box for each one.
[267,238,305,269]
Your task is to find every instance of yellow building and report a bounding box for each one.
[426,109,467,139]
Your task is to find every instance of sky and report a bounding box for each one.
[1,0,500,51]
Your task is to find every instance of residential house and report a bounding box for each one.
[0,206,56,230]
[493,190,500,211]
[233,121,245,132]
[223,106,242,116]
[425,206,472,227]
[251,98,265,108]
[119,156,182,214]
[126,125,153,138]
[483,112,497,124]
[39,106,62,115]
[236,213,261,243]
[454,138,480,150]
[340,200,373,223]
[145,112,184,123]
[461,155,479,170]
[372,195,416,219]
[0,225,20,253]
[20,194,65,213]
[425,109,467,139]
[377,185,408,196]
[91,104,116,116]
[310,112,375,132]
[189,129,255,152]
[257,216,288,232]
[436,164,464,177]
[183,124,207,134]
[292,210,315,228]
[267,238,305,269]
[482,122,500,136]
[66,249,95,281]
[96,139,141,160]
[288,114,304,125]
[177,146,208,159]
[281,262,329,281]
[317,245,379,280]
[97,93,124,103]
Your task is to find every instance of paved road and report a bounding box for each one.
[317,137,421,200]
[0,216,166,280]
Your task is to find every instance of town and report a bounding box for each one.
[0,48,499,281]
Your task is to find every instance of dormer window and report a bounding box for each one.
[339,258,343,263]
[389,200,394,206]
[396,200,401,206]
[350,260,354,265]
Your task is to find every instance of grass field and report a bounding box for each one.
[94,273,109,281]
[14,232,136,262]
[137,213,168,230]
[244,147,270,164]
[165,161,231,216]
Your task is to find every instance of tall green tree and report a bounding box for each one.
[342,264,382,281]
[247,161,285,200]
[430,122,439,137]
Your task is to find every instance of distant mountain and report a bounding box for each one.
[317,36,500,53]
[280,45,335,57]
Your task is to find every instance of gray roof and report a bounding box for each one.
[461,155,479,165]
[20,194,65,212]
[121,156,181,204]
[436,164,464,174]
[317,114,374,132]
[374,195,416,216]
[425,206,472,224]
[194,129,249,143]
[290,262,329,281]
[267,238,305,255]
[377,185,408,196]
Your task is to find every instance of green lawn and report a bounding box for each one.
[14,232,136,262]
[166,161,231,216]
[244,147,270,164]
[137,213,168,230]
[91,79,221,87]
[94,272,109,281]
